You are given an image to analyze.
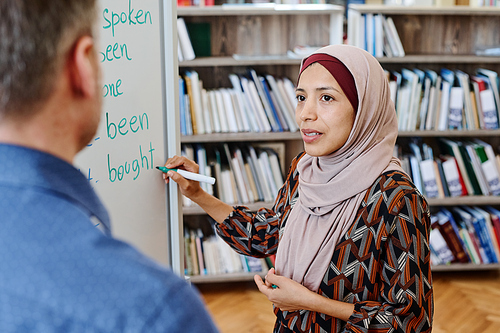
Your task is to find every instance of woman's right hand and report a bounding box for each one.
[163,155,204,200]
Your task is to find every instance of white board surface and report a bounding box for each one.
[75,0,171,266]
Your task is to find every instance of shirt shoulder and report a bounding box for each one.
[364,170,429,217]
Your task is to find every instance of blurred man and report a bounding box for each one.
[0,1,218,331]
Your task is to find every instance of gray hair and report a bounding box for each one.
[0,0,97,118]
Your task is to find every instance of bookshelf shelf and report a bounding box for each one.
[378,55,500,65]
[349,4,500,16]
[427,196,500,207]
[178,4,344,17]
[183,201,275,216]
[188,263,500,284]
[183,197,500,216]
[398,129,500,138]
[189,271,265,284]
[181,131,301,143]
[179,56,302,68]
[432,263,500,272]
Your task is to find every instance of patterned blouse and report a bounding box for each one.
[215,152,434,333]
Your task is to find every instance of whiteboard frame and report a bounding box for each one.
[161,1,183,275]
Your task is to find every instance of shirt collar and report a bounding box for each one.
[0,144,111,233]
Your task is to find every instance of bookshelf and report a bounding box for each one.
[348,4,500,272]
[177,4,344,283]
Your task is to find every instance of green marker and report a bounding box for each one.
[156,166,216,185]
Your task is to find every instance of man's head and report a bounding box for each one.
[0,0,102,160]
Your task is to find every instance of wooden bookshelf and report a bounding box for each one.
[177,4,343,283]
[348,4,500,272]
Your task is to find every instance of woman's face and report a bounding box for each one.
[295,62,356,157]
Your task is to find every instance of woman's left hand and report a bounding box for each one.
[254,268,315,312]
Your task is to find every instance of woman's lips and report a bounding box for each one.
[301,129,322,143]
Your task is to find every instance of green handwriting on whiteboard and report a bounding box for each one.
[102,0,153,37]
[100,43,132,63]
[107,142,155,182]
[106,112,149,139]
[103,78,123,98]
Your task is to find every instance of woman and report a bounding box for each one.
[164,45,433,332]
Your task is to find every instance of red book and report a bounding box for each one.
[487,209,500,249]
[434,212,469,263]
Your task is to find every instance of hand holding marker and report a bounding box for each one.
[156,166,216,185]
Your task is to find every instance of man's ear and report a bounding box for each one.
[68,36,98,98]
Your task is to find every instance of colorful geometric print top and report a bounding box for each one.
[215,152,433,333]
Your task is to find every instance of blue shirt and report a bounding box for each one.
[0,144,218,332]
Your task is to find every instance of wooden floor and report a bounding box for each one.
[196,270,500,333]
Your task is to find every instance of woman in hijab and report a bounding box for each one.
[164,44,433,333]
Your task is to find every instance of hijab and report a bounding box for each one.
[275,45,405,292]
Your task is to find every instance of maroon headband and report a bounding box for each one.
[298,53,358,112]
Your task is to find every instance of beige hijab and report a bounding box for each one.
[275,45,405,292]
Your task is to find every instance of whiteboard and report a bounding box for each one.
[75,0,178,267]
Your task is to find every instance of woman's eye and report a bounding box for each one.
[321,95,333,102]
[296,95,305,102]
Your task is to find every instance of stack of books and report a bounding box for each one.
[430,206,500,266]
[395,139,500,199]
[181,143,285,206]
[348,13,405,58]
[389,68,500,132]
[184,223,275,277]
[179,69,298,135]
[177,0,214,7]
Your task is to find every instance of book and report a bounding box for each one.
[229,74,260,132]
[385,16,405,57]
[471,75,499,129]
[381,15,400,57]
[374,14,384,58]
[435,210,469,263]
[440,155,465,197]
[179,76,188,135]
[477,68,500,126]
[430,220,455,265]
[207,90,221,133]
[249,69,281,132]
[201,89,213,134]
[418,73,432,130]
[451,207,484,264]
[184,71,205,134]
[364,13,375,56]
[437,69,454,131]
[447,85,464,130]
[435,159,450,197]
[420,159,439,198]
[473,139,500,195]
[242,76,273,132]
[243,147,264,202]
[195,228,207,275]
[485,206,500,252]
[455,70,476,130]
[177,17,196,61]
[474,207,500,262]
[260,76,285,131]
[220,89,241,133]
[185,22,211,57]
[464,142,490,195]
[214,90,229,133]
[249,145,274,202]
[266,75,298,132]
[439,139,476,196]
[463,207,498,263]
[399,69,419,131]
